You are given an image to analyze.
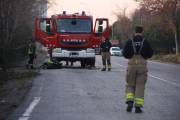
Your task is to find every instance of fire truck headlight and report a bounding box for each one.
[53,48,62,53]
[86,48,95,53]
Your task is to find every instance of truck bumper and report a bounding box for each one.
[52,50,95,61]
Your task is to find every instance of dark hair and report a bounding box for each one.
[135,25,143,33]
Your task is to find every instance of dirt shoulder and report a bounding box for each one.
[0,53,46,120]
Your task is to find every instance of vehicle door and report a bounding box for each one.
[35,18,55,47]
[93,18,109,48]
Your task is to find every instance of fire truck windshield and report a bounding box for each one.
[57,18,91,33]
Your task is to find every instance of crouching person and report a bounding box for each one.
[42,59,62,69]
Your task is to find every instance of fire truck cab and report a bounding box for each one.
[35,11,109,67]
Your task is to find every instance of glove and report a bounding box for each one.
[34,55,37,59]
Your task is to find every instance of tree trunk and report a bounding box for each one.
[174,30,180,54]
[2,48,8,72]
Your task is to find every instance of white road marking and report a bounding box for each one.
[111,62,127,68]
[111,62,180,87]
[18,97,41,120]
[148,75,180,87]
[23,97,40,116]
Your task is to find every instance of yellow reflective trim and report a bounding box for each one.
[136,59,138,64]
[108,65,111,68]
[126,93,134,99]
[28,49,33,54]
[126,93,134,97]
[48,61,53,64]
[102,65,106,68]
[135,101,143,104]
[135,98,144,102]
[126,96,134,99]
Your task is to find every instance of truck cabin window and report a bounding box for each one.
[40,19,52,32]
[95,20,107,35]
[56,18,91,33]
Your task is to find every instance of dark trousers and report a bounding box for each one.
[28,54,34,65]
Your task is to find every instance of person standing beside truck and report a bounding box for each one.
[100,36,112,71]
[25,38,36,69]
[123,25,153,113]
[65,61,73,66]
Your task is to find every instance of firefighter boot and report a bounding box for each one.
[101,68,106,71]
[25,64,29,69]
[30,65,35,69]
[126,101,134,112]
[135,107,142,113]
[70,62,73,66]
[108,68,111,71]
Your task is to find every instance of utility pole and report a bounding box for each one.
[110,20,114,40]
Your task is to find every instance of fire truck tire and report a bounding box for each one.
[81,61,85,67]
[91,58,95,66]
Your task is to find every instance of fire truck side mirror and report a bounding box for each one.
[99,20,103,25]
[98,26,103,33]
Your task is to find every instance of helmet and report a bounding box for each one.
[52,58,57,63]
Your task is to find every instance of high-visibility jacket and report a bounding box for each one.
[28,42,36,54]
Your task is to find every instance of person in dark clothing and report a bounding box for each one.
[65,61,73,66]
[25,38,36,69]
[100,36,112,71]
[123,25,153,113]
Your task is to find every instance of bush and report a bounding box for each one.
[149,54,180,64]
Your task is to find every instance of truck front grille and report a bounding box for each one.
[60,41,88,46]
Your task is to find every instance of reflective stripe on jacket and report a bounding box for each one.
[28,43,36,54]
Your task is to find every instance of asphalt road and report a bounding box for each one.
[6,55,180,120]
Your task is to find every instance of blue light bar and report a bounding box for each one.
[82,11,85,15]
[63,11,66,14]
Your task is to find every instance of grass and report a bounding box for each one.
[0,70,39,86]
[149,54,180,64]
[0,70,40,120]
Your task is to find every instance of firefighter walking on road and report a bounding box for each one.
[123,26,153,113]
[100,36,112,71]
[25,38,36,69]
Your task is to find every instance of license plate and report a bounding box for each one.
[69,53,78,57]
[69,55,78,57]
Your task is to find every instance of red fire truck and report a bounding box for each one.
[35,11,109,67]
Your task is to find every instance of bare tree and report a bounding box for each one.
[134,0,180,54]
[115,6,134,47]
[0,0,55,72]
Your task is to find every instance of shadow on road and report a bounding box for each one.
[62,66,87,69]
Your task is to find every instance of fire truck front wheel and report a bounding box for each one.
[91,58,95,66]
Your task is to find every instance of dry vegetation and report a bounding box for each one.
[149,54,180,64]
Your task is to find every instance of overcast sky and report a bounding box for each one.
[47,0,138,25]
